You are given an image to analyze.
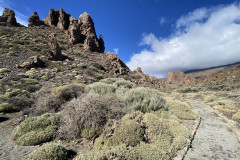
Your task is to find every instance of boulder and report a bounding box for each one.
[105,52,130,75]
[18,56,45,70]
[28,12,44,26]
[0,8,20,26]
[48,34,65,61]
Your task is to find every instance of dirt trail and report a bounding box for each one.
[0,113,38,160]
[184,101,240,160]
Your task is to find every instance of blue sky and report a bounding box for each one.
[1,0,240,77]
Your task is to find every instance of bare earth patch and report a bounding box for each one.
[0,113,38,160]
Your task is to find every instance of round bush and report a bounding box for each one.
[86,82,116,95]
[58,94,107,140]
[12,113,57,146]
[52,83,85,102]
[28,143,69,160]
[113,119,144,147]
[125,87,168,113]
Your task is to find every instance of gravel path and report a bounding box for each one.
[184,101,240,160]
[0,113,38,160]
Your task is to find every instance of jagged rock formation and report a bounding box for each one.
[48,34,65,61]
[132,67,166,88]
[68,12,105,53]
[28,12,44,27]
[168,71,195,85]
[41,9,105,53]
[43,8,70,30]
[105,52,130,75]
[0,8,20,26]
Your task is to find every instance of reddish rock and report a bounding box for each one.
[168,71,195,85]
[105,52,130,75]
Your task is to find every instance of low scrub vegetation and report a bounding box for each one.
[12,113,58,146]
[124,87,168,113]
[28,143,70,160]
[167,99,198,120]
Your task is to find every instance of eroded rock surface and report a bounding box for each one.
[168,71,195,85]
[28,12,44,27]
[68,12,105,53]
[48,34,65,61]
[105,52,130,75]
[0,8,20,26]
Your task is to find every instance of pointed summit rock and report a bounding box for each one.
[68,12,105,53]
[43,8,60,27]
[57,8,70,30]
[28,12,44,26]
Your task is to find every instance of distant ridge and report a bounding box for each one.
[185,61,240,74]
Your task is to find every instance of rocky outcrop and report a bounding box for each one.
[0,8,20,26]
[48,34,65,61]
[132,67,166,88]
[168,71,195,85]
[42,9,105,53]
[18,56,45,70]
[43,8,70,30]
[68,12,105,53]
[105,52,130,75]
[28,12,44,27]
[57,8,70,30]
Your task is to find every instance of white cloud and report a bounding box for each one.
[127,3,240,78]
[0,0,28,26]
[113,48,119,54]
[159,16,166,25]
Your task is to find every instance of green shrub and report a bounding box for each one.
[74,145,140,160]
[28,143,69,160]
[0,103,11,112]
[124,87,168,113]
[177,87,199,93]
[100,78,119,84]
[4,89,28,98]
[167,100,198,120]
[137,142,165,160]
[113,119,144,147]
[115,79,135,89]
[52,83,85,102]
[172,136,189,150]
[86,82,116,95]
[232,110,240,121]
[81,127,102,140]
[12,113,58,146]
